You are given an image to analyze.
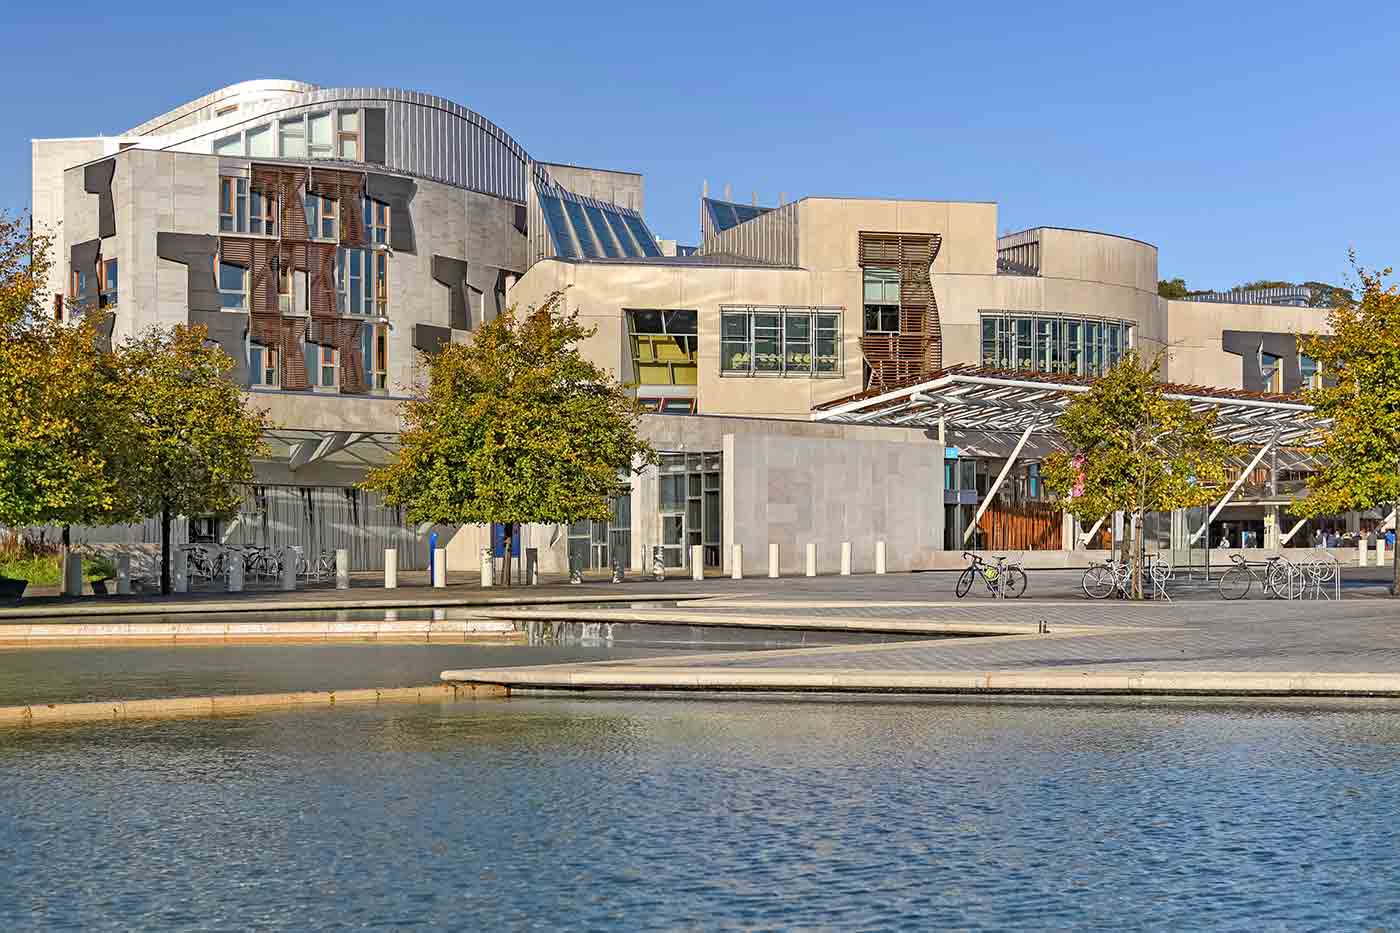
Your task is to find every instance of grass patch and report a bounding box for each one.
[0,555,117,585]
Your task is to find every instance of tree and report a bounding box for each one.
[363,291,656,585]
[115,325,269,594]
[1158,278,1191,299]
[1293,260,1400,596]
[1042,351,1240,598]
[0,212,134,568]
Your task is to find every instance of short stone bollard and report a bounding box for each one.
[279,547,296,591]
[477,547,491,588]
[732,544,743,580]
[1380,538,1390,567]
[335,549,350,590]
[174,549,191,594]
[62,552,84,597]
[1359,538,1370,567]
[526,548,540,585]
[115,554,132,595]
[384,548,398,589]
[840,541,852,576]
[652,546,666,582]
[806,543,817,577]
[226,558,244,593]
[875,540,887,575]
[432,547,448,588]
[691,545,704,581]
[769,543,780,579]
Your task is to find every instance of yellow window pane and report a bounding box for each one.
[653,340,689,362]
[672,364,698,386]
[637,364,673,384]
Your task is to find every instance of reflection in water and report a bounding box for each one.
[5,698,1400,929]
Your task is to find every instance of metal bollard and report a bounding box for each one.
[227,558,244,593]
[174,549,190,594]
[335,549,350,590]
[768,543,780,579]
[279,547,296,591]
[840,541,852,576]
[652,546,665,582]
[477,547,491,588]
[806,543,817,577]
[732,544,743,580]
[432,547,448,588]
[116,554,132,595]
[875,540,886,575]
[1359,538,1370,567]
[384,548,398,589]
[691,545,704,581]
[526,548,539,585]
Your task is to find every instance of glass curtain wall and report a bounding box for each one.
[980,312,1133,377]
[656,452,722,569]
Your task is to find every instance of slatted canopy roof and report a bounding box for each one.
[812,365,1331,448]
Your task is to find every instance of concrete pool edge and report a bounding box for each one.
[0,618,524,646]
[440,667,1400,699]
[0,682,506,726]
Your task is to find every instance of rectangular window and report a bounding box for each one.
[362,323,389,390]
[721,308,843,377]
[366,199,390,245]
[1300,354,1322,390]
[98,258,118,308]
[307,112,332,159]
[1084,321,1103,375]
[863,269,901,334]
[249,343,279,387]
[1065,320,1083,375]
[305,343,337,388]
[70,268,87,302]
[305,193,338,240]
[628,309,698,386]
[1014,317,1033,370]
[279,117,306,158]
[1260,351,1283,392]
[246,124,274,158]
[214,134,243,156]
[219,176,250,233]
[337,109,360,160]
[249,190,275,236]
[218,261,246,310]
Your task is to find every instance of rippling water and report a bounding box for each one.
[5,698,1400,930]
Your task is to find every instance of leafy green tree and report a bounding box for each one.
[1293,261,1400,595]
[115,325,269,594]
[363,291,656,585]
[1042,351,1240,598]
[0,212,133,575]
[1157,278,1191,299]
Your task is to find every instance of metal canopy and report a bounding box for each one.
[260,429,401,471]
[813,366,1331,448]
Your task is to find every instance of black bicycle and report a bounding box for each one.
[956,552,1027,599]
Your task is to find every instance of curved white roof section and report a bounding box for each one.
[121,80,541,203]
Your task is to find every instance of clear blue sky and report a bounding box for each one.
[4,0,1397,290]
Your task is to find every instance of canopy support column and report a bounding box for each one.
[1190,435,1276,545]
[963,424,1033,546]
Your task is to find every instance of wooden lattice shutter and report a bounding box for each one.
[310,168,366,248]
[858,232,943,389]
[251,165,309,241]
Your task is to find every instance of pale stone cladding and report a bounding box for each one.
[47,146,527,401]
[509,198,1172,418]
[1164,298,1331,390]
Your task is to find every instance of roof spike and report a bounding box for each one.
[723,183,732,201]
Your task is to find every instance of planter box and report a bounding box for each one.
[0,576,27,604]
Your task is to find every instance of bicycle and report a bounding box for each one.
[955,552,1027,599]
[1218,554,1296,600]
[1082,555,1174,600]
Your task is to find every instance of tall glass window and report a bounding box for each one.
[1300,353,1322,389]
[307,112,332,159]
[979,312,1132,376]
[863,269,901,333]
[1259,350,1283,392]
[279,117,306,158]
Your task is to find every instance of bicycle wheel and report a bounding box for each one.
[1004,567,1027,599]
[1219,567,1253,600]
[955,568,975,598]
[1082,566,1116,600]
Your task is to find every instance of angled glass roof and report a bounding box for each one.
[535,178,664,261]
[704,197,773,234]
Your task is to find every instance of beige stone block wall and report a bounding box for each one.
[31,138,107,297]
[1165,299,1332,389]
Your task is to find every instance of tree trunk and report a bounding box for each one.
[1392,501,1399,598]
[503,524,514,588]
[1133,509,1145,600]
[160,500,171,596]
